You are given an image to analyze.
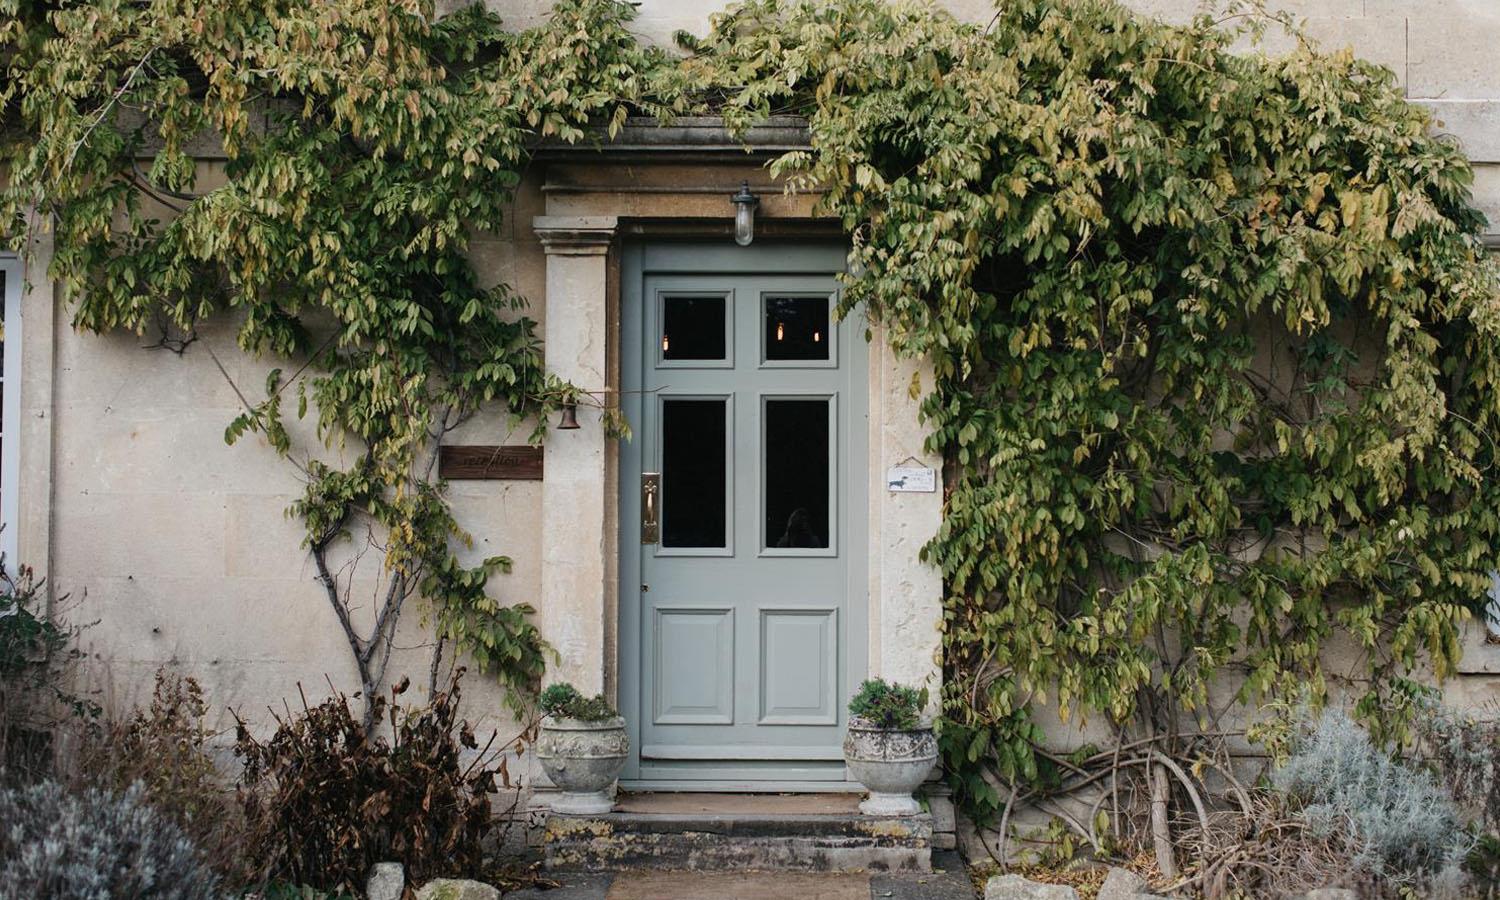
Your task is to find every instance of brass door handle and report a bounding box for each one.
[641,472,660,544]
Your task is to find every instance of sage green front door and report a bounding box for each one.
[619,242,867,787]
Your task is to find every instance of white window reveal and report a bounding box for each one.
[1487,572,1500,643]
[0,255,19,571]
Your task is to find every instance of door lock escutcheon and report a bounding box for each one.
[641,472,660,544]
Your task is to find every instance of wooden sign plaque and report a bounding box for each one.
[439,445,544,481]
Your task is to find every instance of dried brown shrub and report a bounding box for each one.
[75,669,252,888]
[1175,793,1358,899]
[234,669,525,895]
[1420,707,1500,895]
[0,568,98,785]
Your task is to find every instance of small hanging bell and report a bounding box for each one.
[557,401,580,430]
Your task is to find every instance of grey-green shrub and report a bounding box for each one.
[1419,706,1500,891]
[0,780,220,899]
[1273,707,1472,896]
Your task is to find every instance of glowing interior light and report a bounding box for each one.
[661,333,670,352]
[813,330,821,343]
[776,322,785,341]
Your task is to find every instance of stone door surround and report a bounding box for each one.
[529,119,943,727]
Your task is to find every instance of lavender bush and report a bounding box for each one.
[1274,707,1472,897]
[0,780,220,899]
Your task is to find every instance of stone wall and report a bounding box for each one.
[12,0,1500,754]
[21,178,555,739]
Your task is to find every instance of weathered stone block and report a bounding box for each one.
[1096,866,1148,900]
[1453,617,1500,673]
[926,794,956,833]
[925,792,958,849]
[1419,100,1500,164]
[983,874,1080,900]
[1238,18,1408,86]
[414,878,500,900]
[1408,17,1500,99]
[1128,0,1362,25]
[1366,0,1500,18]
[1442,673,1500,711]
[366,862,404,900]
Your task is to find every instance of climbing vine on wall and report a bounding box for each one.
[670,0,1500,819]
[6,0,1500,830]
[0,0,667,719]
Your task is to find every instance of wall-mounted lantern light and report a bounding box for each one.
[731,181,759,247]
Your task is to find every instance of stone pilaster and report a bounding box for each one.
[533,216,618,694]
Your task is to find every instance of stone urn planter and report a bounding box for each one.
[843,678,937,816]
[535,683,628,815]
[844,717,938,815]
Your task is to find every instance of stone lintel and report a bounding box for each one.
[532,116,812,161]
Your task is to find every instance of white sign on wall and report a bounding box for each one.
[886,465,936,493]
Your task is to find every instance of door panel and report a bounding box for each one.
[619,242,867,786]
[759,607,839,725]
[653,606,735,724]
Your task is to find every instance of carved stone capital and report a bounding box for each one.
[533,216,618,256]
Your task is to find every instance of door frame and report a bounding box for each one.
[616,240,869,791]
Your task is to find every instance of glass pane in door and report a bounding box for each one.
[661,398,728,548]
[662,295,727,361]
[763,398,830,549]
[765,296,829,362]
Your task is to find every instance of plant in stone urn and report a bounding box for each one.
[844,678,937,816]
[535,683,628,815]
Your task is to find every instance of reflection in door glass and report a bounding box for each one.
[765,296,829,361]
[662,399,728,548]
[764,399,829,549]
[662,295,726,361]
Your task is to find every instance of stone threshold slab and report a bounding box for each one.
[614,791,864,816]
[543,806,934,873]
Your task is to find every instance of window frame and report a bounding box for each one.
[0,254,21,572]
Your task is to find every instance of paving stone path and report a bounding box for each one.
[505,851,977,900]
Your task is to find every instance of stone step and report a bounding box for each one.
[541,793,932,874]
